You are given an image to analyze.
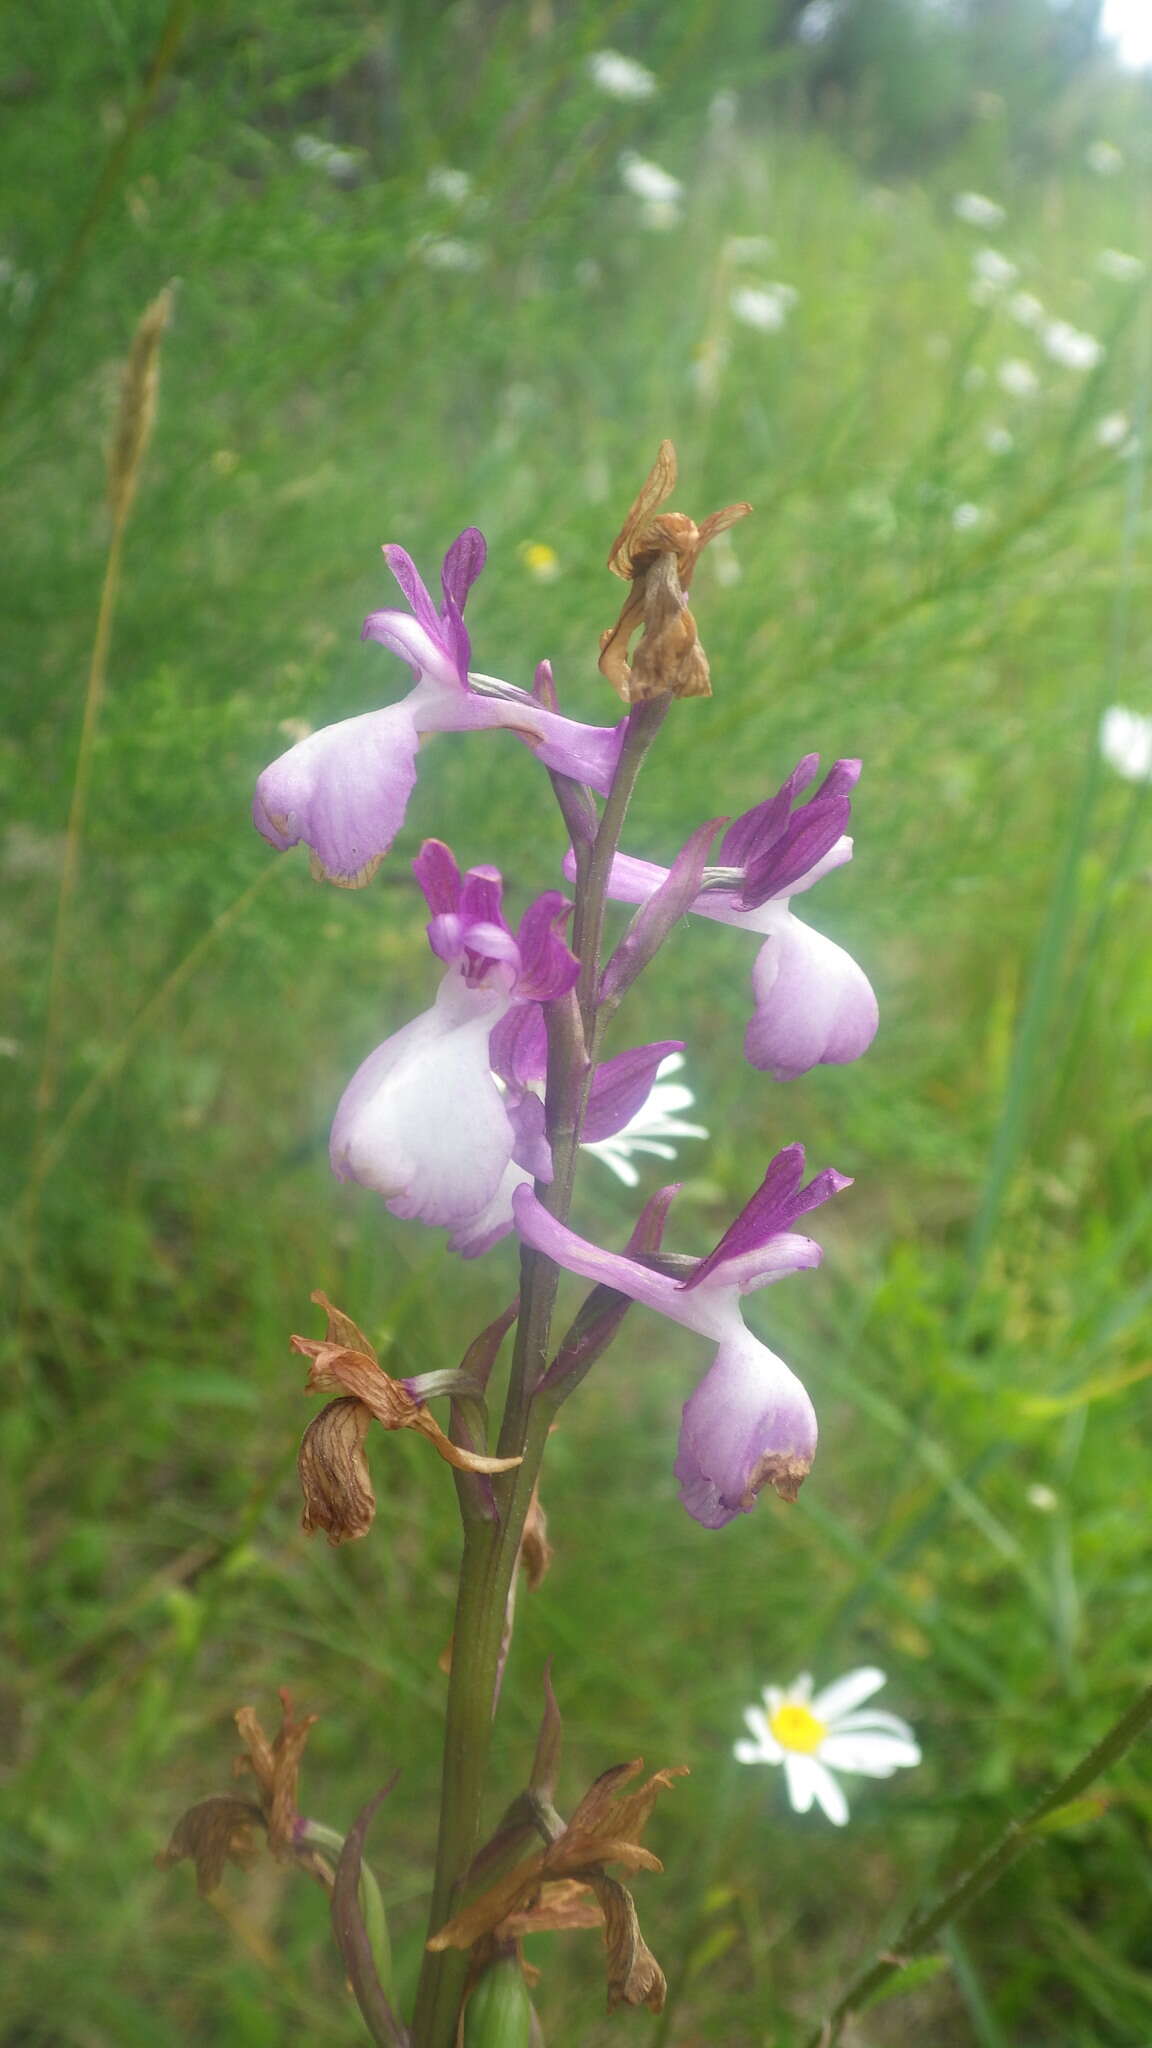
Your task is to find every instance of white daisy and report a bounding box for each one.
[582,1052,707,1188]
[734,1666,920,1827]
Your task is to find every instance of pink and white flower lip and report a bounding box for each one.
[734,1666,920,1826]
[253,530,625,888]
[580,756,878,1081]
[329,842,578,1232]
[513,1144,851,1526]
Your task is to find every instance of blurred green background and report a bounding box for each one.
[3,1,1151,2041]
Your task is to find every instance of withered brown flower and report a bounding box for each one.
[428,1758,686,2013]
[159,1689,329,1893]
[293,1292,521,1545]
[599,440,751,704]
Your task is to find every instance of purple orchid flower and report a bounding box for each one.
[512,1146,851,1527]
[254,531,626,888]
[571,756,878,1081]
[447,1019,691,1260]
[330,841,578,1231]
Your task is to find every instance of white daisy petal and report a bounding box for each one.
[782,1752,819,1814]
[734,1737,768,1763]
[820,1731,922,1775]
[829,1707,918,1740]
[806,1757,850,1825]
[810,1665,887,1722]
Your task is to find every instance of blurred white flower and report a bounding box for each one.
[709,529,743,587]
[1042,320,1104,371]
[1085,140,1123,176]
[426,166,473,205]
[724,235,776,264]
[582,1053,707,1188]
[1008,289,1045,329]
[951,502,983,531]
[997,357,1040,397]
[415,235,486,273]
[795,0,845,42]
[292,134,359,181]
[984,425,1015,455]
[735,1667,920,1827]
[971,246,1019,293]
[953,191,1006,229]
[1095,411,1133,450]
[730,282,798,332]
[1100,705,1152,783]
[1097,248,1145,283]
[588,48,657,100]
[1026,1482,1059,1512]
[619,152,683,230]
[962,365,988,390]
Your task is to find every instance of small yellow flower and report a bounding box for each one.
[519,541,561,583]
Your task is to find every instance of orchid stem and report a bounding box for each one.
[804,1674,1152,2047]
[410,697,668,2048]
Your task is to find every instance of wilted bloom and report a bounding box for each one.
[734,1667,920,1825]
[514,1145,851,1525]
[1042,320,1104,372]
[953,191,1006,229]
[330,841,578,1232]
[730,283,798,332]
[1099,705,1152,784]
[159,1691,331,1892]
[583,1052,708,1186]
[1097,248,1145,283]
[253,530,624,886]
[581,756,878,1080]
[997,357,1039,398]
[587,49,657,100]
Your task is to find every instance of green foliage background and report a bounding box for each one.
[2,1,1151,2041]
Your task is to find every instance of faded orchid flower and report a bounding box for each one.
[583,1052,708,1187]
[253,530,625,887]
[576,756,878,1080]
[514,1144,851,1526]
[330,841,578,1233]
[734,1667,920,1826]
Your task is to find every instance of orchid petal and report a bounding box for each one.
[744,915,878,1080]
[583,1040,685,1142]
[673,1329,817,1525]
[253,702,421,887]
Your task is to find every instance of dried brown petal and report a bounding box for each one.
[519,1485,553,1592]
[588,1874,667,2012]
[501,1878,603,1938]
[157,1794,264,1895]
[299,1395,376,1544]
[234,1688,318,1858]
[563,1759,688,1862]
[308,1288,378,1357]
[598,441,751,703]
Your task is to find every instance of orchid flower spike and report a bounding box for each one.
[253,530,626,887]
[583,756,878,1080]
[330,841,578,1236]
[513,1145,851,1526]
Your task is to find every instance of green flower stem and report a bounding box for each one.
[410,694,671,2048]
[805,1675,1152,2048]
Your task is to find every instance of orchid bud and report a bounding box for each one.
[462,1953,537,2048]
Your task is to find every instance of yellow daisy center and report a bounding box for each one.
[769,1702,828,1754]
